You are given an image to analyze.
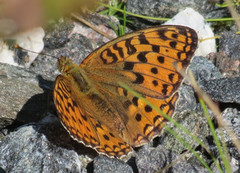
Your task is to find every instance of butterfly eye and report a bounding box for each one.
[57,57,65,73]
[58,57,72,73]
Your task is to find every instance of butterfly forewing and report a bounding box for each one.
[81,25,197,98]
[54,25,198,159]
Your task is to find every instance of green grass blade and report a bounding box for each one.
[206,18,236,22]
[123,3,126,35]
[199,99,231,172]
[115,17,133,24]
[100,2,235,22]
[99,3,169,21]
[108,21,118,36]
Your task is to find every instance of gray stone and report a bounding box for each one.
[126,0,228,28]
[0,114,92,173]
[216,108,240,143]
[176,84,197,113]
[211,157,239,173]
[219,31,240,60]
[0,63,49,129]
[161,111,211,154]
[189,56,222,83]
[136,144,171,173]
[93,156,133,173]
[200,77,240,103]
[206,52,239,78]
[136,144,208,173]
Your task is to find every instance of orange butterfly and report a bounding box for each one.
[53,25,198,159]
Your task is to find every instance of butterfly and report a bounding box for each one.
[53,25,198,159]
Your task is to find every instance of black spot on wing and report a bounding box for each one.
[125,38,137,55]
[113,43,124,58]
[145,105,152,112]
[56,90,64,101]
[133,73,144,84]
[151,67,158,74]
[132,97,138,106]
[169,41,177,48]
[123,100,132,109]
[100,48,118,64]
[157,56,164,64]
[123,62,134,70]
[157,30,168,40]
[78,119,83,125]
[109,132,115,137]
[123,89,128,96]
[178,27,188,36]
[162,84,169,96]
[135,113,142,122]
[152,80,158,86]
[172,33,178,39]
[138,34,150,44]
[152,45,160,52]
[160,104,167,110]
[96,122,104,130]
[177,52,182,60]
[137,52,147,63]
[168,73,175,82]
[103,134,110,141]
[153,115,162,123]
[143,124,151,135]
[82,114,88,121]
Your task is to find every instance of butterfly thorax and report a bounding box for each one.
[58,57,90,93]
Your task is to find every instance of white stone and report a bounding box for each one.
[0,27,45,67]
[164,8,216,57]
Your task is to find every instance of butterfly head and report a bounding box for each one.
[58,57,76,74]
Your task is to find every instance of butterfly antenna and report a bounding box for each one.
[14,44,58,59]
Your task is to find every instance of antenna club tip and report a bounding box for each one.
[14,44,19,49]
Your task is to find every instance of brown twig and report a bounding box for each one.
[71,12,115,40]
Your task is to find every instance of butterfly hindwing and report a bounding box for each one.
[94,83,179,146]
[54,75,100,147]
[54,75,133,159]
